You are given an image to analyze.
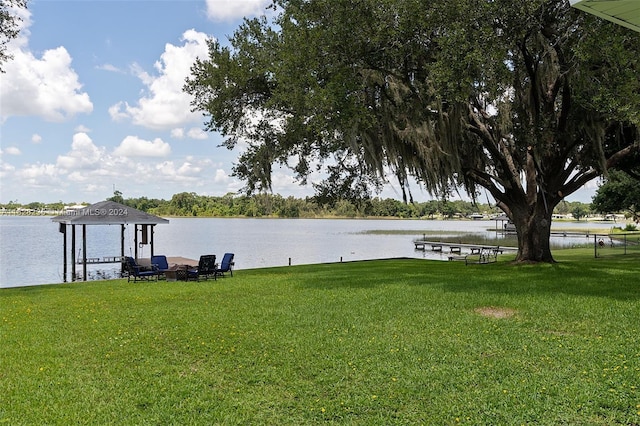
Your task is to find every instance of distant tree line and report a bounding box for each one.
[111,191,506,219]
[134,192,609,221]
[0,192,614,221]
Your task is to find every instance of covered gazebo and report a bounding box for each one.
[51,200,169,282]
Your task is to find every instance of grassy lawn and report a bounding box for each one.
[1,250,639,425]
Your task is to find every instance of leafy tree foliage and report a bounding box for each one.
[107,190,125,204]
[592,171,640,222]
[311,162,380,212]
[571,205,588,221]
[593,125,640,223]
[186,0,639,262]
[554,200,590,217]
[0,193,515,220]
[0,0,26,72]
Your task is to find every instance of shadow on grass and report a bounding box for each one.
[292,257,422,290]
[435,253,640,301]
[291,254,640,301]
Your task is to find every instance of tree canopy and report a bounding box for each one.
[592,170,640,222]
[0,0,26,72]
[185,0,640,262]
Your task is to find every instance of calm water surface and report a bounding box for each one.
[0,216,605,288]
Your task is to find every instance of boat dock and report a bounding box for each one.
[550,231,595,237]
[413,240,515,254]
[75,255,199,266]
[75,256,124,265]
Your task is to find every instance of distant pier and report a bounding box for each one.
[0,209,65,216]
[413,240,516,254]
[75,256,124,265]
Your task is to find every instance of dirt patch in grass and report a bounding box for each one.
[474,306,517,319]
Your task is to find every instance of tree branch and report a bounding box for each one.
[606,143,640,170]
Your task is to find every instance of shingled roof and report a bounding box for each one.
[51,200,169,225]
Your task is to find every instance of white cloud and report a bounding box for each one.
[4,146,21,155]
[31,134,42,143]
[113,136,171,158]
[0,160,16,179]
[171,128,185,139]
[581,179,600,190]
[109,29,210,130]
[187,127,208,140]
[205,0,272,21]
[0,9,93,122]
[84,184,104,194]
[56,133,107,171]
[213,168,229,183]
[15,162,63,188]
[108,102,129,122]
[270,170,300,192]
[0,129,237,202]
[96,63,123,73]
[146,160,201,185]
[171,127,207,140]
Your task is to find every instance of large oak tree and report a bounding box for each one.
[186,0,639,262]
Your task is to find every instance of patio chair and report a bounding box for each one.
[151,255,170,279]
[214,253,234,278]
[123,256,158,282]
[187,255,217,281]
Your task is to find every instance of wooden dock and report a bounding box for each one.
[75,256,124,265]
[74,256,199,266]
[413,241,516,265]
[413,240,515,254]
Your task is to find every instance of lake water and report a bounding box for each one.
[0,216,605,288]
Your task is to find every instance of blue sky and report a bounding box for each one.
[0,0,598,205]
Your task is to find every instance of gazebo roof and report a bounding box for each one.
[570,0,640,32]
[51,200,169,225]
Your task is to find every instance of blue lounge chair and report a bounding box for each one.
[123,256,158,282]
[187,255,217,281]
[214,253,234,278]
[151,255,170,279]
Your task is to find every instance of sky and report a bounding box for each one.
[0,0,599,205]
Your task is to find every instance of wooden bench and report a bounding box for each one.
[464,247,499,265]
[469,246,502,255]
[448,255,467,262]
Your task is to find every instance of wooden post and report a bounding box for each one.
[61,224,67,282]
[71,225,76,282]
[150,225,155,257]
[82,224,87,281]
[121,224,126,275]
[134,224,138,260]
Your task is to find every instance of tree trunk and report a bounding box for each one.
[510,202,555,263]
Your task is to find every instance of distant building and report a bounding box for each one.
[552,213,572,220]
[64,204,88,212]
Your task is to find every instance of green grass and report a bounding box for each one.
[2,251,640,425]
